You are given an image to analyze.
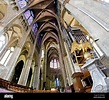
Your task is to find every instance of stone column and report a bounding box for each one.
[33,65,40,90]
[46,76,50,90]
[29,61,35,88]
[58,44,67,87]
[42,47,47,85]
[32,65,37,89]
[63,42,75,84]
[34,53,42,90]
[32,47,42,90]
[46,62,50,90]
[43,55,47,83]
[64,56,72,85]
[82,58,108,93]
[18,57,32,86]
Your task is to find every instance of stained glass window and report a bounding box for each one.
[32,23,38,35]
[18,0,28,8]
[31,11,34,18]
[27,16,33,25]
[50,59,60,69]
[32,24,36,32]
[24,10,31,19]
[24,10,34,25]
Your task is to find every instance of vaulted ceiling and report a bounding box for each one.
[28,0,61,79]
[28,0,59,55]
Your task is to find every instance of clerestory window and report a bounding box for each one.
[18,0,28,9]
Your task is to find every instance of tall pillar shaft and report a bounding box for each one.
[33,52,42,90]
[58,45,67,87]
[63,42,76,85]
[33,65,40,89]
[32,65,37,89]
[18,58,32,86]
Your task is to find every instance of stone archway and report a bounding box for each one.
[11,60,24,84]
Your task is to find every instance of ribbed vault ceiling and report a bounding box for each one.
[29,0,61,79]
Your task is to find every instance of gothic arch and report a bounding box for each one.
[11,60,24,84]
[42,31,58,45]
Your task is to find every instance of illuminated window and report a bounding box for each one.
[0,34,6,52]
[24,10,34,25]
[30,11,34,18]
[32,23,38,35]
[24,10,31,19]
[41,49,44,58]
[18,0,28,8]
[50,60,54,68]
[27,16,33,25]
[0,47,14,66]
[50,59,60,69]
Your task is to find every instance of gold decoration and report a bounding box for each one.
[71,40,93,53]
[71,40,93,66]
[84,52,92,60]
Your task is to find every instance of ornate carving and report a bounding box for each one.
[71,40,94,66]
[71,40,93,53]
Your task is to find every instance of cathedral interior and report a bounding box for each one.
[0,0,109,93]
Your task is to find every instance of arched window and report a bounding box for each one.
[18,0,28,8]
[41,49,44,58]
[32,23,38,35]
[24,10,34,25]
[50,59,60,69]
[0,47,14,66]
[0,34,6,52]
